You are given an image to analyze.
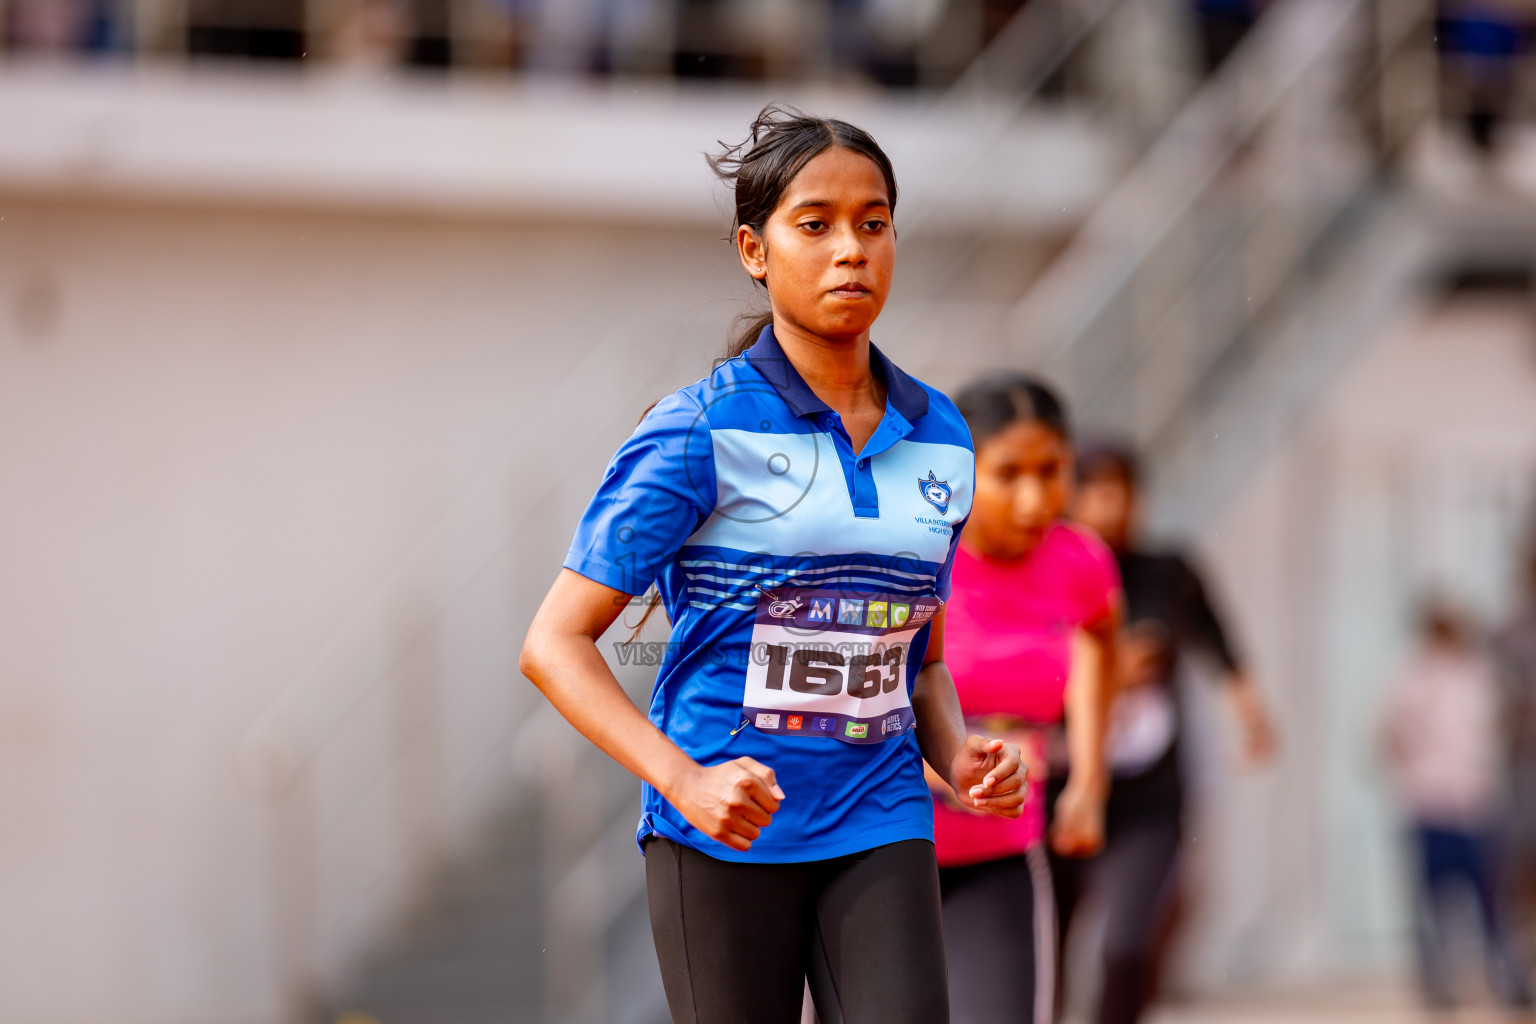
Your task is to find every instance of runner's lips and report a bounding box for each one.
[829,282,872,298]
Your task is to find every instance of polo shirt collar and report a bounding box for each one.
[745,323,929,423]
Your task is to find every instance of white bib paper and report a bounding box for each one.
[740,587,940,744]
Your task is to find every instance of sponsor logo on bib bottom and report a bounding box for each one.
[891,603,910,627]
[838,599,865,625]
[755,713,781,729]
[787,715,803,730]
[866,601,888,628]
[813,717,837,733]
[845,722,869,739]
[808,599,833,622]
[882,713,904,735]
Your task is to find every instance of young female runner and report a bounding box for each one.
[930,375,1120,1024]
[519,106,1028,1024]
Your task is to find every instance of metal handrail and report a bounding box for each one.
[1001,0,1413,457]
[1011,0,1364,359]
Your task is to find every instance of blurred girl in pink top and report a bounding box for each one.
[933,374,1120,1024]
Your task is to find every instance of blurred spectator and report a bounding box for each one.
[1437,0,1528,158]
[671,0,738,78]
[5,0,96,52]
[1493,545,1536,950]
[473,0,544,70]
[1190,0,1272,75]
[328,0,409,68]
[1380,600,1533,1011]
[187,0,305,59]
[1053,444,1276,1024]
[0,0,1058,85]
[404,0,451,67]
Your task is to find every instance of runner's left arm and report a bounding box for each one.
[912,608,1028,818]
[1050,606,1119,856]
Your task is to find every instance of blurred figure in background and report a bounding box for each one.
[186,0,305,59]
[327,0,410,68]
[933,375,1119,1024]
[1052,443,1276,1024]
[3,0,121,52]
[1381,599,1533,1011]
[1437,0,1528,162]
[1493,544,1536,959]
[1190,0,1272,75]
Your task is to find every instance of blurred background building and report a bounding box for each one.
[3,0,1536,1021]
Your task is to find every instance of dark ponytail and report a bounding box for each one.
[708,104,899,358]
[726,310,777,359]
[953,373,1072,449]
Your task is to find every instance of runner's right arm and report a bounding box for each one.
[520,568,784,852]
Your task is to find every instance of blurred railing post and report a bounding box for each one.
[1368,0,1438,167]
[241,724,323,1024]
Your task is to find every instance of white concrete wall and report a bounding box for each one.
[0,194,737,1023]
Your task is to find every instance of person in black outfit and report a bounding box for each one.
[1048,444,1276,1024]
[1191,0,1272,75]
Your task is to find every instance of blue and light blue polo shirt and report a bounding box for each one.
[563,325,975,863]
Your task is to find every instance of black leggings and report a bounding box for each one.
[1050,813,1181,1024]
[645,836,950,1024]
[938,848,1057,1024]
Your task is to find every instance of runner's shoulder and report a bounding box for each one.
[1050,520,1114,563]
[908,380,973,450]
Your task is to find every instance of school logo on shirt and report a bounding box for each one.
[891,603,911,627]
[919,471,952,513]
[866,601,888,628]
[807,599,834,623]
[767,597,803,619]
[845,722,869,739]
[755,713,781,729]
[837,599,865,625]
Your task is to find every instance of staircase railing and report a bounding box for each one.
[1004,0,1437,486]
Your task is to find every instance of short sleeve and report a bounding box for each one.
[563,390,717,596]
[1175,555,1242,674]
[935,514,969,602]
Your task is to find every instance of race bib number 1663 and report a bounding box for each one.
[740,587,940,745]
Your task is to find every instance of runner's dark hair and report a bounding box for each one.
[709,104,899,358]
[953,373,1071,449]
[1075,440,1140,489]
